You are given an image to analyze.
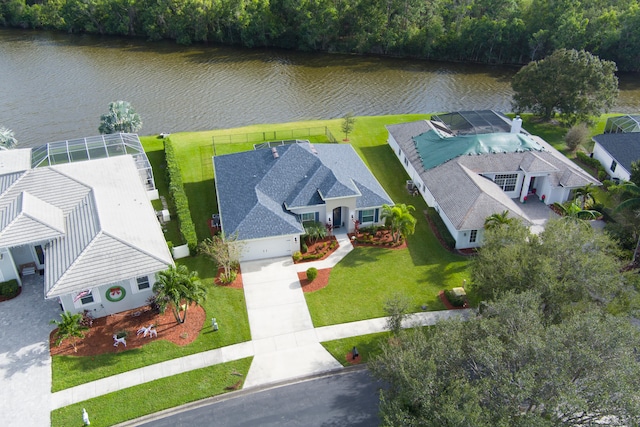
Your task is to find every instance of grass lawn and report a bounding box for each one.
[321,331,391,366]
[51,255,251,391]
[51,357,252,427]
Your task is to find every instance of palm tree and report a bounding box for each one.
[381,203,417,243]
[0,126,18,150]
[574,183,596,209]
[553,201,599,224]
[98,100,143,134]
[613,182,640,263]
[153,265,207,324]
[50,311,89,353]
[484,210,513,229]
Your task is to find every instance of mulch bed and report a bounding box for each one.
[49,304,206,357]
[347,230,407,250]
[294,236,339,263]
[297,268,331,293]
[438,290,469,310]
[215,267,244,289]
[345,350,362,365]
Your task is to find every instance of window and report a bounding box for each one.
[361,209,375,223]
[469,230,478,243]
[398,147,401,156]
[301,212,316,224]
[611,160,617,172]
[494,174,518,192]
[404,157,409,166]
[136,276,150,291]
[80,291,94,305]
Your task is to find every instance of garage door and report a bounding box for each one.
[241,236,294,261]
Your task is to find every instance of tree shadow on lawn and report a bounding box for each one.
[184,179,217,241]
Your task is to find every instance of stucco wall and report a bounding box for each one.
[593,142,631,181]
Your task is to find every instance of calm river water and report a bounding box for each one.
[1,28,638,147]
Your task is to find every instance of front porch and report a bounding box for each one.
[517,196,560,234]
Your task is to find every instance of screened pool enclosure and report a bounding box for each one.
[31,133,155,191]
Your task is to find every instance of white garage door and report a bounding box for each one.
[241,236,294,261]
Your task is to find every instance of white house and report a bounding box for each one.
[213,141,393,261]
[0,135,173,318]
[592,133,640,182]
[386,111,600,249]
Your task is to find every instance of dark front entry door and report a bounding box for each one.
[333,207,342,228]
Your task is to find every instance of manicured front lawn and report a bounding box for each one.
[51,255,251,391]
[51,357,252,427]
[321,331,391,366]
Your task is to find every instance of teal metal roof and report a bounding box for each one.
[414,130,543,170]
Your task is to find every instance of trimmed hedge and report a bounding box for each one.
[306,267,318,282]
[426,207,456,250]
[164,139,198,253]
[0,279,19,298]
[576,151,606,181]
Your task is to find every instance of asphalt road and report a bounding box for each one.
[135,367,381,427]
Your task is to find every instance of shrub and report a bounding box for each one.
[306,267,318,282]
[292,251,302,262]
[444,289,466,307]
[426,207,456,249]
[301,241,308,253]
[164,139,197,253]
[219,270,237,284]
[0,279,19,298]
[564,123,590,152]
[329,240,337,250]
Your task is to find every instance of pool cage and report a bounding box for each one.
[604,115,640,134]
[432,110,513,135]
[31,133,155,191]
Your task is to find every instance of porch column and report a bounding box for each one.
[520,174,532,203]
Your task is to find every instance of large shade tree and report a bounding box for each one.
[512,49,618,123]
[370,291,640,427]
[98,100,143,134]
[0,126,18,149]
[153,265,207,324]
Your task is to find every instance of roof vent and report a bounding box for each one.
[309,144,318,155]
[271,147,279,159]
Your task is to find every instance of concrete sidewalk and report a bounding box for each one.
[49,234,473,412]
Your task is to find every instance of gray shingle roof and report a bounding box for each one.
[593,133,640,174]
[388,120,599,232]
[214,142,392,240]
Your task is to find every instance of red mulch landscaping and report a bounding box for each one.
[294,236,339,263]
[345,350,362,365]
[438,290,469,310]
[297,268,331,293]
[49,304,206,357]
[214,267,244,289]
[347,229,407,250]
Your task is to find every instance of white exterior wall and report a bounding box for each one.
[481,172,524,199]
[59,275,158,318]
[592,142,631,181]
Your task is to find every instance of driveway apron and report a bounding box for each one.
[240,257,342,388]
[0,274,61,427]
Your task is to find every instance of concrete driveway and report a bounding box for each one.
[240,257,342,388]
[0,274,61,427]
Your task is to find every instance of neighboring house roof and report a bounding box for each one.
[388,120,599,231]
[214,142,393,241]
[592,133,640,174]
[413,130,543,170]
[0,154,173,298]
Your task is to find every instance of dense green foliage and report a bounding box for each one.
[153,264,207,323]
[98,100,142,134]
[163,138,198,252]
[2,0,639,70]
[306,267,318,282]
[0,126,18,149]
[512,49,619,123]
[50,311,89,352]
[0,279,19,298]
[370,291,640,426]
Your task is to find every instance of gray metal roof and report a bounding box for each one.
[0,153,173,298]
[214,142,392,240]
[593,133,640,174]
[431,110,513,135]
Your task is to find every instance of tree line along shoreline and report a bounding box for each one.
[1,0,639,72]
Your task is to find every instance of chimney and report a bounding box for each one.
[511,115,522,134]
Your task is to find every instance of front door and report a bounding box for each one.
[333,207,342,229]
